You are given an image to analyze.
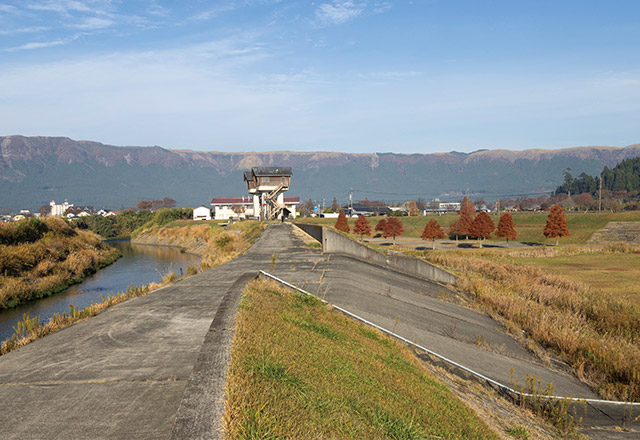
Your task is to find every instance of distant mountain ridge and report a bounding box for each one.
[1,135,639,211]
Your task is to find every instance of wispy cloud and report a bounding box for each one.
[72,17,114,30]
[26,0,97,14]
[5,39,67,51]
[315,1,365,26]
[0,26,50,36]
[0,4,20,13]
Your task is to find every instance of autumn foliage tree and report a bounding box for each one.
[496,213,517,246]
[353,215,371,239]
[383,217,404,241]
[421,219,446,249]
[335,210,350,233]
[470,211,494,248]
[375,218,387,236]
[544,205,570,245]
[449,197,475,239]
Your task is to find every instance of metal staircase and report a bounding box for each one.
[264,183,285,220]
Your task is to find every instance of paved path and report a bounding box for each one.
[0,224,637,439]
[0,226,289,440]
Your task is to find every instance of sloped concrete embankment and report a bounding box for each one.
[295,223,457,285]
[132,231,208,256]
[588,221,640,244]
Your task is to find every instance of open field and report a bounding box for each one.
[225,278,500,439]
[422,245,640,402]
[509,251,640,306]
[298,210,640,244]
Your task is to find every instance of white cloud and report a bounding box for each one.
[27,0,96,14]
[4,39,66,51]
[315,1,365,26]
[72,17,114,30]
[0,26,50,35]
[0,4,20,13]
[372,2,392,14]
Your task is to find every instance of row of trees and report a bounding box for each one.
[136,197,176,211]
[333,197,571,247]
[556,158,640,197]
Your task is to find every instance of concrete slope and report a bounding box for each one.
[268,225,640,437]
[0,225,288,440]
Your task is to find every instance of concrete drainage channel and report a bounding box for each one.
[259,270,640,434]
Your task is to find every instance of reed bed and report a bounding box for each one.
[423,248,640,401]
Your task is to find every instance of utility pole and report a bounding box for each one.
[598,173,602,214]
[349,188,353,216]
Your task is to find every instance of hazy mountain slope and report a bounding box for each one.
[1,136,639,211]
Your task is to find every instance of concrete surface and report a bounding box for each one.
[0,223,637,439]
[0,226,289,440]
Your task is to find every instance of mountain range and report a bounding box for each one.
[1,135,640,212]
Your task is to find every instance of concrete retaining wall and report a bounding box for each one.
[294,223,457,285]
[294,223,324,243]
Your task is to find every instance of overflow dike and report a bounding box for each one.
[294,223,457,285]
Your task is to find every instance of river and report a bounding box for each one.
[0,241,200,342]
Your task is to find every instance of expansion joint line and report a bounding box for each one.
[258,270,640,407]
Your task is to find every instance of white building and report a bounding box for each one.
[211,196,299,220]
[50,200,73,217]
[193,206,212,221]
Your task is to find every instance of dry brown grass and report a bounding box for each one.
[0,227,120,309]
[423,249,640,401]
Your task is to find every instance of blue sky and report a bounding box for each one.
[1,1,639,153]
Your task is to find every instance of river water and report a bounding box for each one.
[0,241,200,342]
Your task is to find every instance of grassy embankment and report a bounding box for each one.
[1,219,264,356]
[422,245,640,402]
[0,217,120,310]
[225,278,501,440]
[299,210,640,245]
[131,219,264,271]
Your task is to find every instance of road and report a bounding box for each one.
[0,223,637,439]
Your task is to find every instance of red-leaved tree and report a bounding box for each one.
[496,213,517,246]
[449,197,476,240]
[353,215,371,239]
[375,218,387,236]
[421,219,446,249]
[544,205,570,245]
[335,210,350,233]
[383,217,404,241]
[470,211,494,247]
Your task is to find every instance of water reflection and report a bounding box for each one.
[0,241,200,341]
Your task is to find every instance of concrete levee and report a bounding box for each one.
[294,223,457,285]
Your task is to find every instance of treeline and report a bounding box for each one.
[555,157,640,197]
[73,208,193,239]
[0,217,120,309]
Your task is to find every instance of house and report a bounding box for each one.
[211,196,300,220]
[193,206,212,221]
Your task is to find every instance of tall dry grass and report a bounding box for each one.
[423,248,640,401]
[0,220,120,309]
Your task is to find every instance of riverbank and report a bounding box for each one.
[0,217,121,310]
[1,220,264,356]
[132,220,264,271]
